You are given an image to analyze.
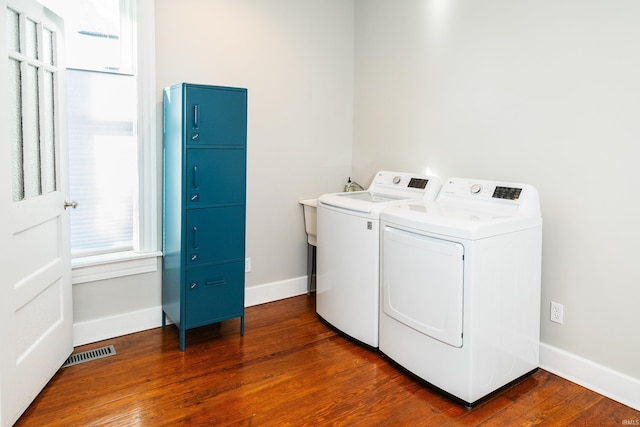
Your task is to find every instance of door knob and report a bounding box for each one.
[63,200,78,210]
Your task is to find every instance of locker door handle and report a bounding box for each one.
[192,165,199,188]
[192,226,198,249]
[193,104,199,129]
[205,278,226,287]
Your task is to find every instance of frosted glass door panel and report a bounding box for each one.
[26,18,38,58]
[43,70,57,193]
[8,58,24,201]
[43,28,54,65]
[26,64,42,197]
[7,6,59,203]
[7,8,20,51]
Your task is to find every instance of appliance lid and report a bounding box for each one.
[319,191,409,213]
[336,191,404,203]
[381,202,542,239]
[317,171,443,213]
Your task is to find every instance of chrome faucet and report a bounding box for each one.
[345,177,364,192]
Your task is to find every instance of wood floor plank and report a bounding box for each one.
[15,294,640,426]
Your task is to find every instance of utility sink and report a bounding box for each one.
[299,198,317,294]
[299,198,317,246]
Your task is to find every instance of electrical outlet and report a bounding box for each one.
[550,301,564,324]
[245,257,251,273]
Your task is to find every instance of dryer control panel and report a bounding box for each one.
[492,186,522,200]
[439,177,540,216]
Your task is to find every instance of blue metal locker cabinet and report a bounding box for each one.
[162,83,247,351]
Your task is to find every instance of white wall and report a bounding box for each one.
[72,260,162,345]
[354,0,640,398]
[69,0,640,409]
[155,0,354,289]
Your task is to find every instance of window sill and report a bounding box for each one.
[72,251,163,285]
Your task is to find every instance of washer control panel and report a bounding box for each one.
[367,171,442,200]
[371,171,430,189]
[408,177,429,189]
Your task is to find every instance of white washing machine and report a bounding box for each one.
[379,177,542,407]
[316,171,442,348]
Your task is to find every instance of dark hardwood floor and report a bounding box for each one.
[16,294,639,426]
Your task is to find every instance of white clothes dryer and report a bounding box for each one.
[379,177,542,407]
[316,171,441,348]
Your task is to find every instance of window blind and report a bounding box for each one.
[67,69,136,256]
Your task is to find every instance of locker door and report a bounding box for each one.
[381,225,464,348]
[186,148,245,207]
[185,86,247,146]
[185,262,244,326]
[186,206,245,265]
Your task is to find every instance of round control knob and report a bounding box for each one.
[393,176,402,185]
[470,184,482,194]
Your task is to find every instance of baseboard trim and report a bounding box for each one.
[73,306,163,347]
[540,342,640,411]
[72,276,309,347]
[244,275,308,307]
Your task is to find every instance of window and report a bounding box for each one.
[39,0,159,281]
[62,0,136,256]
[67,69,136,255]
[63,0,134,74]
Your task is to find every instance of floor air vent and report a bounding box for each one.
[62,345,116,368]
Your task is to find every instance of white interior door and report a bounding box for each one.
[0,1,72,425]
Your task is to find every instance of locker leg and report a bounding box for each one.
[179,328,186,352]
[240,315,245,336]
[161,311,166,328]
